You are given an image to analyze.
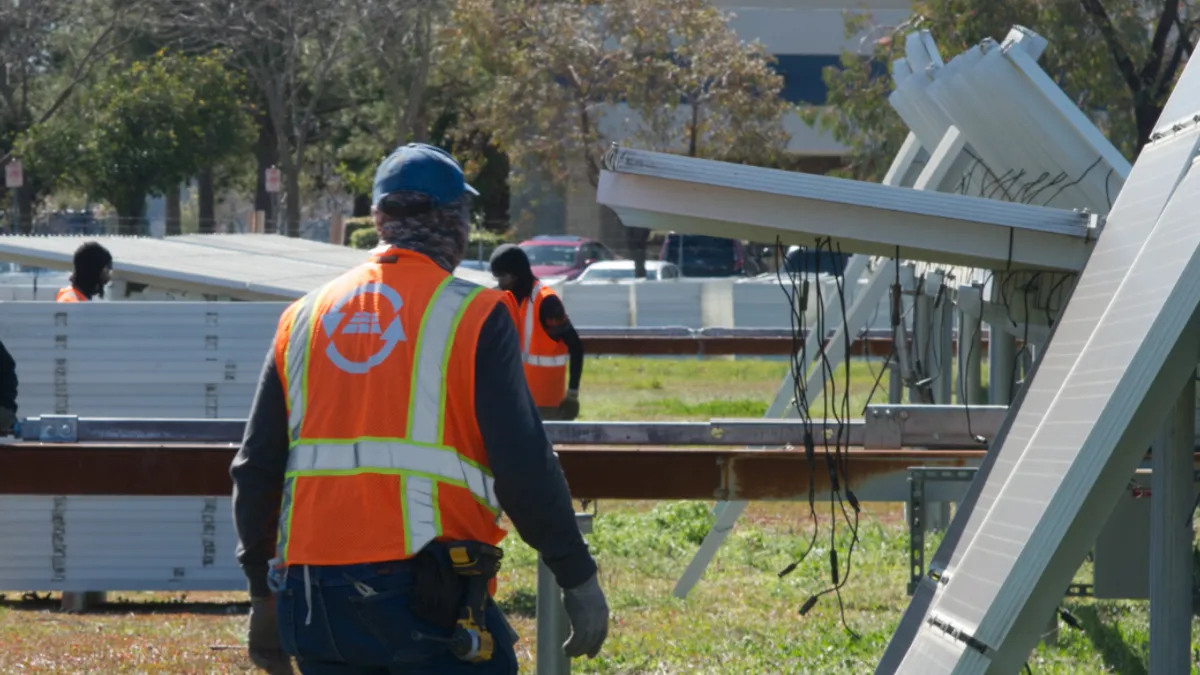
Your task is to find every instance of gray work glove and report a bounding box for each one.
[557,390,580,421]
[562,572,609,659]
[248,596,294,674]
[0,407,16,434]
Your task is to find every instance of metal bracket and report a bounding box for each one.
[907,467,976,594]
[28,415,79,443]
[864,405,1005,449]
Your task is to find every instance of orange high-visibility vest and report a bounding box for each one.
[271,247,513,568]
[56,287,87,303]
[518,282,569,407]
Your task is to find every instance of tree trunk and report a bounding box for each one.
[198,167,216,233]
[254,114,277,214]
[285,163,302,237]
[1135,102,1164,155]
[115,195,147,234]
[627,227,649,279]
[165,186,182,236]
[16,187,32,234]
[353,194,371,217]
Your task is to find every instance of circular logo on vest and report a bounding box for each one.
[320,282,406,374]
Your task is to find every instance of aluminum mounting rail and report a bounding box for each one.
[11,405,1026,449]
[596,145,1101,272]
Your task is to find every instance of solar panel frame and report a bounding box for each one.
[886,92,1200,672]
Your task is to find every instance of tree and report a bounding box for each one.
[18,51,255,229]
[449,0,791,275]
[0,0,149,231]
[805,0,1194,182]
[159,0,363,237]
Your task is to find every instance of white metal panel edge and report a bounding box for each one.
[596,165,1093,272]
[0,234,496,300]
[600,146,1090,235]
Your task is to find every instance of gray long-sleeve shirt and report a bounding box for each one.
[230,302,597,598]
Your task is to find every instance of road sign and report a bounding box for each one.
[6,161,23,188]
[265,167,281,193]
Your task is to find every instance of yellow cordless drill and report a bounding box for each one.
[446,541,504,663]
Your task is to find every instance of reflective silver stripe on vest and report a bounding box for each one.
[285,291,321,442]
[409,278,477,444]
[279,275,493,560]
[522,282,568,368]
[286,440,498,512]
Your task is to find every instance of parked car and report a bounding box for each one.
[658,233,762,278]
[573,260,681,283]
[781,245,852,276]
[457,259,490,272]
[519,235,618,282]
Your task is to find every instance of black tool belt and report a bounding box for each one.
[409,542,467,630]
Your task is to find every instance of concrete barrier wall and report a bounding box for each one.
[556,278,891,331]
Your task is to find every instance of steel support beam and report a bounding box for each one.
[0,442,987,501]
[1149,383,1195,673]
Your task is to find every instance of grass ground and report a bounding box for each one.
[0,356,1186,674]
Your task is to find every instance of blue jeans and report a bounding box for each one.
[271,561,519,675]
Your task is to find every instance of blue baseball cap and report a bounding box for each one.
[371,143,479,208]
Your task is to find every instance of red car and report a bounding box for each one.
[518,235,618,281]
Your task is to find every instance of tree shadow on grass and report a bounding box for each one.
[0,592,247,616]
[1071,605,1147,675]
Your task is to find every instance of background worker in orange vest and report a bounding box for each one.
[230,143,608,675]
[488,245,584,420]
[56,241,113,302]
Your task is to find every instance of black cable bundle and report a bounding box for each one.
[773,237,860,638]
[773,238,820,579]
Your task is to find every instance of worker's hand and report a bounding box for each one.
[0,407,16,434]
[562,572,609,659]
[248,595,293,674]
[557,390,580,421]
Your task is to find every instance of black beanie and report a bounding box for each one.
[489,244,531,278]
[71,241,113,298]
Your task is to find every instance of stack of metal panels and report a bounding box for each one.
[0,302,288,418]
[0,495,244,592]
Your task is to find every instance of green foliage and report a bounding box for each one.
[804,1,1192,181]
[347,217,513,253]
[18,50,254,220]
[448,0,791,191]
[349,227,379,250]
[342,216,375,246]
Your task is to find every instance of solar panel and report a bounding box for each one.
[883,54,1200,673]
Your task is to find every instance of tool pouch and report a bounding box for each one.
[408,544,464,631]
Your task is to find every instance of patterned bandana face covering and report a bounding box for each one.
[376,191,471,273]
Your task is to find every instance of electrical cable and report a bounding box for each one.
[783,237,860,637]
[1036,156,1103,207]
[774,238,821,578]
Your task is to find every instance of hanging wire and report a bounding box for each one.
[773,236,860,638]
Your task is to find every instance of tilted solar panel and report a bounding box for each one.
[883,54,1200,674]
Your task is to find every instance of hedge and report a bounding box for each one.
[344,216,513,256]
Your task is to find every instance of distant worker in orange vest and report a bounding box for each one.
[488,245,584,421]
[56,241,113,303]
[230,143,608,675]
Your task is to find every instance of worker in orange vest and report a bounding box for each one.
[230,143,608,675]
[488,245,584,420]
[56,241,112,302]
